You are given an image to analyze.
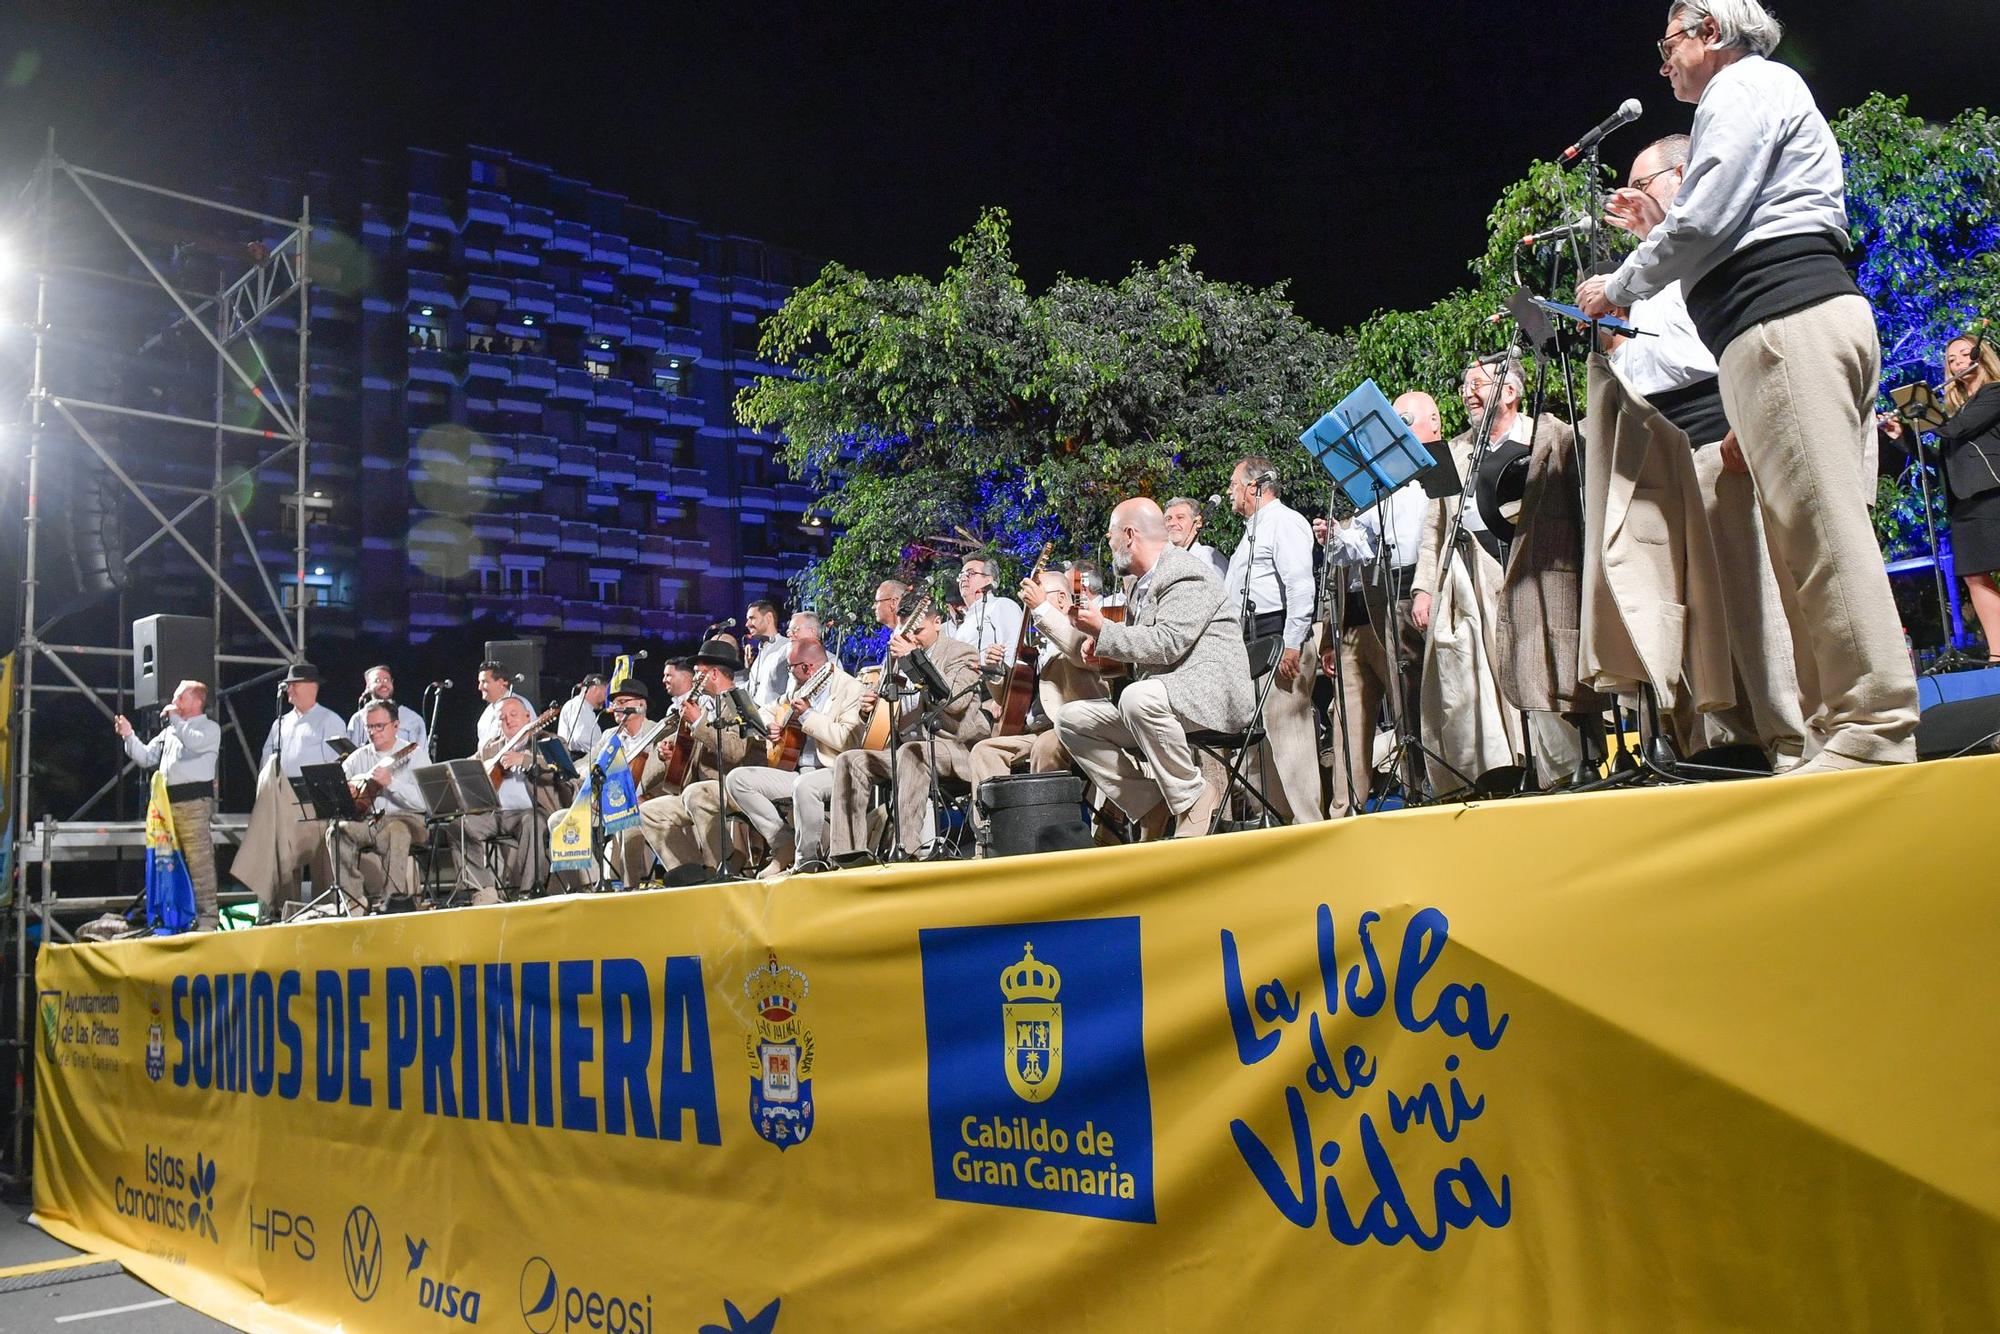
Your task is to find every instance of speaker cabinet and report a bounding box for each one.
[133,615,214,709]
[483,637,545,703]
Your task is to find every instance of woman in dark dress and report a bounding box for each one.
[1931,332,2000,660]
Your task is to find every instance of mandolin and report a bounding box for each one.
[860,593,936,751]
[765,658,838,773]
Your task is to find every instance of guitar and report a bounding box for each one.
[349,739,422,814]
[765,659,838,773]
[861,592,936,751]
[658,701,702,790]
[995,543,1054,737]
[486,706,561,787]
[617,715,677,787]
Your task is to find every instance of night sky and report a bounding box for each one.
[4,2,1996,330]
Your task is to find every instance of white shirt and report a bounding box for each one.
[1184,540,1230,578]
[1327,482,1429,577]
[125,712,221,786]
[476,692,533,751]
[1605,55,1847,307]
[346,701,428,752]
[1226,498,1317,650]
[557,693,605,755]
[1458,414,1538,538]
[950,594,1025,666]
[259,704,348,778]
[342,743,424,816]
[1614,281,1720,399]
[746,636,792,709]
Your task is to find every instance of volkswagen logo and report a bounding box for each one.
[342,1205,383,1302]
[519,1255,558,1334]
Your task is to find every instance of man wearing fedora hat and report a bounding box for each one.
[235,662,348,922]
[644,638,769,881]
[593,679,671,887]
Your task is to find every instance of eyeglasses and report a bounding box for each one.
[365,722,394,733]
[1629,164,1683,192]
[1656,25,1699,61]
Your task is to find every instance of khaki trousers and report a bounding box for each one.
[1673,443,1810,761]
[242,773,332,921]
[458,809,542,904]
[1056,680,1203,823]
[330,812,423,913]
[1716,295,1918,763]
[169,797,220,930]
[790,768,836,863]
[829,737,974,857]
[1248,638,1325,824]
[1328,624,1390,818]
[725,766,800,863]
[639,790,704,875]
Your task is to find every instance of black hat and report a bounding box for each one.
[609,679,650,705]
[1473,440,1533,545]
[282,662,321,684]
[692,637,742,673]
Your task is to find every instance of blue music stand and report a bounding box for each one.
[1299,379,1438,511]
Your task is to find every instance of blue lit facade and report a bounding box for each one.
[265,144,825,655]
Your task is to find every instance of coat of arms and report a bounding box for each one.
[745,952,814,1149]
[1002,943,1062,1103]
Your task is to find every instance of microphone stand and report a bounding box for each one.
[423,684,446,762]
[920,677,991,860]
[709,694,759,883]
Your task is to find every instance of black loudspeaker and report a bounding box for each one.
[133,615,215,709]
[483,638,545,701]
[978,773,1092,858]
[1915,696,2000,762]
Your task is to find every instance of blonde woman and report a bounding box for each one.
[1891,333,2000,660]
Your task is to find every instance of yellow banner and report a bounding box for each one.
[32,758,2000,1331]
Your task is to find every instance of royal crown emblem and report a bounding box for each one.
[744,952,814,1150]
[1002,943,1063,1103]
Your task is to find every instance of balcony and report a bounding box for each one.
[515,434,559,469]
[559,522,599,555]
[596,451,636,486]
[549,220,591,257]
[552,293,592,328]
[774,482,816,512]
[514,594,564,629]
[601,604,641,637]
[590,377,633,415]
[410,591,460,628]
[557,444,597,478]
[408,347,457,386]
[469,434,515,466]
[552,367,596,402]
[465,190,511,229]
[639,608,678,636]
[583,306,625,341]
[465,350,512,385]
[626,387,668,421]
[512,356,557,392]
[590,233,629,269]
[676,539,713,569]
[471,513,515,544]
[743,553,787,581]
[627,316,665,351]
[599,529,640,562]
[517,513,560,548]
[509,203,554,242]
[638,534,674,567]
[668,467,708,499]
[409,193,458,233]
[408,269,459,310]
[465,270,511,304]
[497,463,543,495]
[627,247,664,281]
[738,485,777,511]
[511,280,555,318]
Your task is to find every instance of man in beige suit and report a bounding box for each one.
[829,596,992,860]
[644,639,768,880]
[725,620,868,875]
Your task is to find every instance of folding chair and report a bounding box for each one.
[1186,634,1289,832]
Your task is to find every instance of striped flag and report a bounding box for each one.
[143,772,196,934]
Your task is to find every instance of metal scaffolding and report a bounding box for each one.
[3,134,313,1178]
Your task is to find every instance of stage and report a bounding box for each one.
[28,756,2000,1332]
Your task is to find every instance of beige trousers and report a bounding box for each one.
[330,812,423,912]
[1672,443,1810,760]
[1248,638,1325,823]
[1328,623,1391,818]
[829,737,975,857]
[638,790,704,875]
[240,771,332,921]
[1716,295,1918,764]
[1056,680,1203,822]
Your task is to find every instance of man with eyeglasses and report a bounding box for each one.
[1596,133,1808,771]
[1578,0,1918,774]
[330,701,427,913]
[948,556,1025,668]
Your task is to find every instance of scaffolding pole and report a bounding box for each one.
[4,135,313,1183]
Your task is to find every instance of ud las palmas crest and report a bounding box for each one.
[1002,943,1062,1103]
[745,952,814,1149]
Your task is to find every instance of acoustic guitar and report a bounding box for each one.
[860,593,936,751]
[994,543,1054,737]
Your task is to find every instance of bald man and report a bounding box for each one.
[1058,498,1252,839]
[1315,391,1437,814]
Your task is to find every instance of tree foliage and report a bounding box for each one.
[736,209,1349,622]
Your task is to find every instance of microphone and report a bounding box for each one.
[429,679,454,690]
[706,617,738,634]
[1519,215,1597,247]
[1560,99,1643,164]
[727,686,770,738]
[1205,494,1224,508]
[979,663,1010,681]
[632,649,649,661]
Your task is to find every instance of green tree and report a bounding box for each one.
[737,208,1350,622]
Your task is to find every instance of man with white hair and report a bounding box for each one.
[1163,497,1229,577]
[1579,0,1919,773]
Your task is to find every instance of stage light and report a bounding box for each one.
[521,315,536,327]
[313,566,325,576]
[311,490,322,498]
[419,305,434,317]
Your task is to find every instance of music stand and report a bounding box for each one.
[1887,380,1980,668]
[537,738,579,783]
[288,763,358,920]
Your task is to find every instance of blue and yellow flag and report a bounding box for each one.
[606,654,635,697]
[143,772,196,935]
[590,731,643,839]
